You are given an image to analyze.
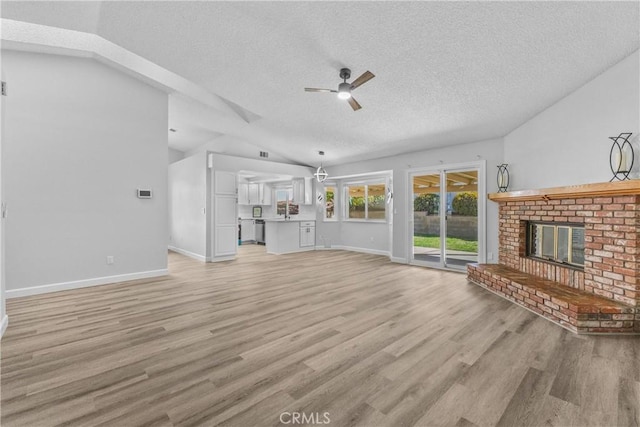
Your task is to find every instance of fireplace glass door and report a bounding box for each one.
[528,222,584,268]
[411,167,480,270]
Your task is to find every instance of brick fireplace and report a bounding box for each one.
[468,181,640,334]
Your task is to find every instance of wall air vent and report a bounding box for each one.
[260,151,269,158]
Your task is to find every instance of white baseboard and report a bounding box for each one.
[314,246,337,251]
[390,256,408,264]
[168,246,207,262]
[6,269,169,299]
[0,315,8,340]
[208,255,236,263]
[314,245,391,258]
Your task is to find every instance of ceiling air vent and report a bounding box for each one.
[259,151,269,158]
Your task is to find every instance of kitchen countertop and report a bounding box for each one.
[262,218,315,222]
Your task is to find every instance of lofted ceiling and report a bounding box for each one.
[2,1,639,167]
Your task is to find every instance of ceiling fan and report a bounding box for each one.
[305,68,375,111]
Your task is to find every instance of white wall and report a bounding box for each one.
[3,50,168,297]
[186,134,299,165]
[505,50,640,189]
[318,138,504,262]
[168,153,208,260]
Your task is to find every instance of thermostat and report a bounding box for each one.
[137,189,153,199]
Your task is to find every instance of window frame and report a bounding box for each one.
[343,179,388,223]
[323,182,338,222]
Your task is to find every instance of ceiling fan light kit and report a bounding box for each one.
[305,67,375,111]
[337,82,352,99]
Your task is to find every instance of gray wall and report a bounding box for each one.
[3,50,169,295]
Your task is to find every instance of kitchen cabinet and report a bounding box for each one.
[213,171,238,258]
[248,184,260,205]
[299,221,315,247]
[215,171,238,196]
[265,220,316,254]
[292,179,303,204]
[240,219,255,242]
[238,183,272,205]
[292,177,313,205]
[238,183,249,205]
[259,184,272,205]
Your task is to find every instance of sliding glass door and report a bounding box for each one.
[410,164,483,270]
[444,170,479,267]
[411,173,442,265]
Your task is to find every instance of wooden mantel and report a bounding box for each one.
[488,180,640,202]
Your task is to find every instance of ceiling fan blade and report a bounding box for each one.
[350,71,375,90]
[348,97,362,111]
[305,88,337,93]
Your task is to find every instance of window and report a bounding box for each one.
[528,222,584,268]
[324,184,336,220]
[276,188,298,216]
[367,184,386,219]
[345,182,386,221]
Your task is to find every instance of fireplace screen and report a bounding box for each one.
[528,222,585,268]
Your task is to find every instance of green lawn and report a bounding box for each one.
[413,234,478,252]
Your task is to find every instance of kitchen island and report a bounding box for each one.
[264,219,315,255]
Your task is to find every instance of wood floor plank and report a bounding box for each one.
[618,377,640,427]
[2,245,639,427]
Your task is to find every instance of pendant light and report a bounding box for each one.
[314,151,328,183]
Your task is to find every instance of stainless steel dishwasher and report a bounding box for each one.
[255,219,265,245]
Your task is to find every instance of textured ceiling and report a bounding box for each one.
[3,1,639,166]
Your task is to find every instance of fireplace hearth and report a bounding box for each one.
[468,181,640,334]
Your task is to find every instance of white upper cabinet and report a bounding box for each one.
[238,183,249,205]
[292,178,313,205]
[248,183,260,205]
[292,179,304,204]
[304,177,313,205]
[238,182,272,205]
[259,184,272,205]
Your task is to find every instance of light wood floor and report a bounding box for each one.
[1,245,639,427]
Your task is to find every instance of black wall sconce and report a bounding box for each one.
[497,164,509,192]
[609,132,634,181]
